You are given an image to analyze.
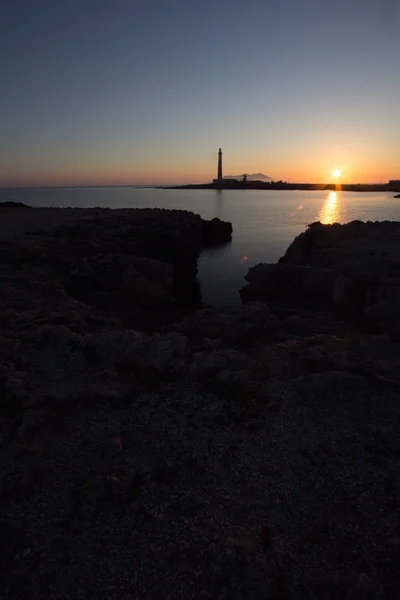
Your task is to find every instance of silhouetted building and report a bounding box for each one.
[213,148,223,183]
[389,180,400,191]
[213,148,237,184]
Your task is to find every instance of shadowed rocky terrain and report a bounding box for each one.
[1,208,400,599]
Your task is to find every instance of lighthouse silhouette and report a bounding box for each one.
[217,148,223,181]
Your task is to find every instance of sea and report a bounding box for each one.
[1,187,399,306]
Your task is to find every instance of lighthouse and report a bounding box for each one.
[212,148,237,185]
[217,148,223,181]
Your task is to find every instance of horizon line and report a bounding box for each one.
[0,181,394,190]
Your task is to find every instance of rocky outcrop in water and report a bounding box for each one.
[240,220,400,333]
[0,207,232,332]
[202,217,233,246]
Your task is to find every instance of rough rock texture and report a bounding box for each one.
[2,213,400,599]
[3,310,400,599]
[240,263,336,308]
[164,301,279,346]
[241,220,400,332]
[0,207,232,332]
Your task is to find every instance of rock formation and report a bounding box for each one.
[241,220,400,333]
[2,211,400,599]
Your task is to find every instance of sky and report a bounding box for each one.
[0,0,399,186]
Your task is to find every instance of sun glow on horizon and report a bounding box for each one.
[333,169,341,179]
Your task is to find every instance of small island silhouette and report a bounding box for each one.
[164,181,398,192]
[162,149,400,192]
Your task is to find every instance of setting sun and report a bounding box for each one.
[333,169,341,179]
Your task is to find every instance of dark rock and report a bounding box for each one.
[280,220,400,278]
[240,263,336,308]
[0,519,24,566]
[0,201,31,209]
[1,208,232,339]
[204,542,272,599]
[215,369,252,385]
[190,350,229,376]
[124,257,174,291]
[332,274,369,317]
[242,221,400,333]
[279,309,346,338]
[202,217,233,246]
[152,460,179,483]
[166,302,279,346]
[363,297,400,339]
[122,259,175,307]
[289,370,370,394]
[86,329,188,373]
[139,332,188,372]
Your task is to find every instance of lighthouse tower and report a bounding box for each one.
[217,148,223,181]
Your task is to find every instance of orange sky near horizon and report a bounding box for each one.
[1,0,399,190]
[1,150,398,187]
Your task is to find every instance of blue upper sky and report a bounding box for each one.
[0,0,399,185]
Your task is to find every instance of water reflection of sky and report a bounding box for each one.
[317,191,345,224]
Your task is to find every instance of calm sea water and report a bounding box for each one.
[1,187,399,305]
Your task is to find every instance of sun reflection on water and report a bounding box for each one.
[317,191,342,224]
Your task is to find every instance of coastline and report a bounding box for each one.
[2,204,400,597]
[162,182,399,192]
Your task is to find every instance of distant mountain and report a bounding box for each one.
[224,173,272,182]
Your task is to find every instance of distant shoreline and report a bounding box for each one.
[1,183,398,193]
[161,182,399,192]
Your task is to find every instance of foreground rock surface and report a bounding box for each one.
[241,220,400,333]
[2,212,400,599]
[0,206,232,332]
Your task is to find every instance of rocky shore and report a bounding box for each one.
[1,207,400,599]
